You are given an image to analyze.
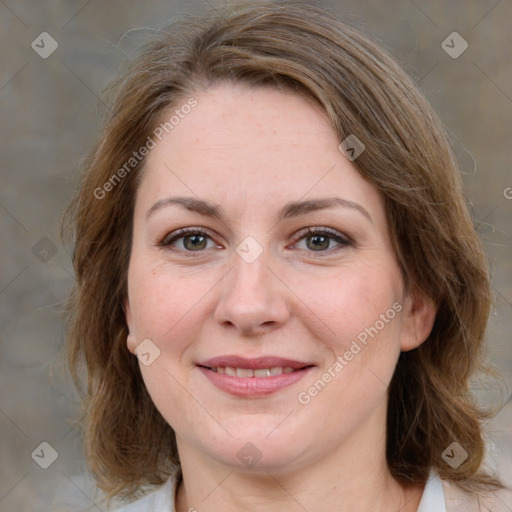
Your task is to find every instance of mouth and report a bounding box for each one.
[196,356,315,397]
[203,366,309,379]
[205,366,303,377]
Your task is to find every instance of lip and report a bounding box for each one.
[196,355,315,398]
[198,355,313,370]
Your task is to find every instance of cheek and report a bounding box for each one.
[297,270,403,428]
[298,261,404,347]
[127,259,220,344]
[293,261,404,406]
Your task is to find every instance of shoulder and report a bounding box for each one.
[442,479,512,512]
[50,474,177,512]
[113,477,176,512]
[442,418,512,512]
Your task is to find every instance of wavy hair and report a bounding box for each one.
[61,1,500,503]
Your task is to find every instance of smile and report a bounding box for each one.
[196,356,315,397]
[208,366,298,377]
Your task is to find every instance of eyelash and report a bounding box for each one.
[158,226,352,256]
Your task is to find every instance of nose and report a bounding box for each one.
[213,250,291,336]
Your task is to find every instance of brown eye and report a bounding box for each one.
[160,228,217,252]
[306,234,331,251]
[182,234,208,251]
[294,228,351,253]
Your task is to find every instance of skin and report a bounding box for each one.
[124,82,437,512]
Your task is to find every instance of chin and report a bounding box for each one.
[193,418,315,472]
[210,441,306,473]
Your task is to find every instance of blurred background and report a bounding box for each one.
[1,1,511,510]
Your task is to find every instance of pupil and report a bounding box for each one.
[308,235,329,251]
[185,235,207,250]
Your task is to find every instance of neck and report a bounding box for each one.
[174,404,424,512]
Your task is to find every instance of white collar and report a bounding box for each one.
[417,471,446,512]
[115,470,447,511]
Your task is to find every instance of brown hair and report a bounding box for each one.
[61,0,500,503]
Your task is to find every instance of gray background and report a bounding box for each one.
[1,1,511,510]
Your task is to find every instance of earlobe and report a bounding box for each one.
[126,332,137,354]
[123,298,137,353]
[400,288,437,352]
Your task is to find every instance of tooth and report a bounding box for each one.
[283,367,294,373]
[225,367,237,376]
[254,368,271,378]
[270,367,283,376]
[216,367,225,374]
[236,368,254,378]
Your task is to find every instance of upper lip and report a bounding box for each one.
[197,356,314,370]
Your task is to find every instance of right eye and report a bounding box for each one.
[159,228,222,253]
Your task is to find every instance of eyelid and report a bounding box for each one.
[291,226,353,249]
[286,232,351,260]
[158,227,221,249]
[158,226,352,255]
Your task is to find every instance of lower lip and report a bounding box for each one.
[198,366,314,397]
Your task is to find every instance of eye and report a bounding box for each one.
[158,226,350,255]
[159,228,220,252]
[292,227,351,253]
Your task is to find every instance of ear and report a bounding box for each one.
[123,297,137,354]
[400,288,437,352]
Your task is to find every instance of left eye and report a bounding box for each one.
[293,228,350,252]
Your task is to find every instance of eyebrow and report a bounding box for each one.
[146,196,372,223]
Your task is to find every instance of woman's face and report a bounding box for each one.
[125,82,433,472]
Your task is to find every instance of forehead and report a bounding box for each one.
[137,82,382,221]
[147,83,337,167]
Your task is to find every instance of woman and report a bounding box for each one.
[61,2,511,511]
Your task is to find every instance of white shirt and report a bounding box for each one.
[110,471,447,512]
[50,427,512,511]
[417,472,446,512]
[52,466,512,512]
